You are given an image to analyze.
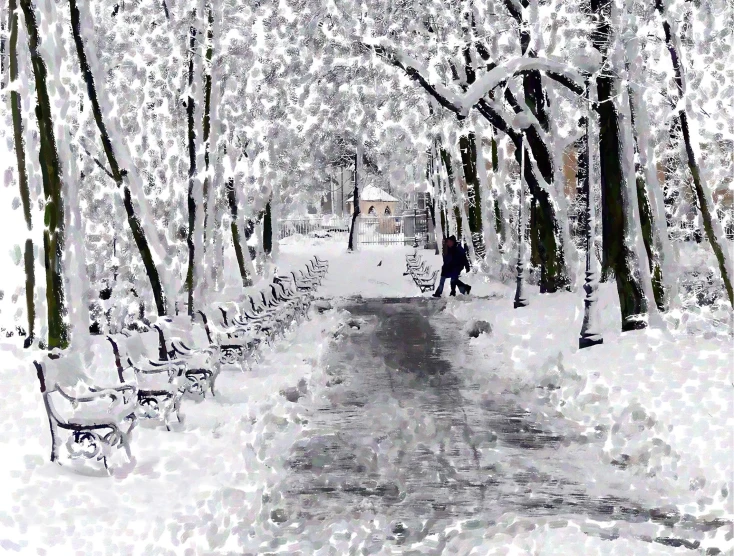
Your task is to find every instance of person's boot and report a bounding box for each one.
[432,292,441,298]
[449,290,456,296]
[464,285,472,295]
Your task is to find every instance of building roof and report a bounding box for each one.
[346,185,399,203]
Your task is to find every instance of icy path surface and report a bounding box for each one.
[268,299,724,554]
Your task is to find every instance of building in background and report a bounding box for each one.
[346,185,399,216]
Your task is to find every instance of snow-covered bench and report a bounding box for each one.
[153,316,221,397]
[196,309,263,366]
[404,253,439,292]
[107,330,188,429]
[34,347,137,474]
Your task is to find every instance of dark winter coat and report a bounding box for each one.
[441,243,470,278]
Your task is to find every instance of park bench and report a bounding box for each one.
[299,264,324,287]
[404,253,439,292]
[154,316,222,396]
[34,346,137,473]
[413,269,440,292]
[272,277,313,318]
[197,308,264,365]
[107,330,188,429]
[250,288,297,339]
[313,254,329,270]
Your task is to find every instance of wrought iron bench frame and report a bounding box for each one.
[107,334,188,429]
[34,352,137,473]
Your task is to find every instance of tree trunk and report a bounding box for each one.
[591,0,649,330]
[226,177,253,287]
[21,0,68,349]
[492,136,510,251]
[347,147,361,251]
[501,0,569,293]
[8,0,35,346]
[201,4,214,248]
[263,200,272,255]
[475,124,500,271]
[184,22,198,315]
[68,0,168,316]
[625,14,673,311]
[440,147,463,240]
[530,197,542,271]
[458,133,486,260]
[429,144,442,254]
[197,3,218,304]
[655,0,733,306]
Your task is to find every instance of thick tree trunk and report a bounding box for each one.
[439,148,463,240]
[263,201,272,255]
[515,135,568,292]
[21,0,68,349]
[68,0,168,316]
[655,0,733,306]
[475,124,500,271]
[591,0,649,330]
[226,177,253,287]
[458,132,486,260]
[8,0,35,346]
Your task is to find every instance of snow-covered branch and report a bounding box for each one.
[458,57,590,116]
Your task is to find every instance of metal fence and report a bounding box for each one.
[280,213,432,247]
[359,213,429,246]
[279,217,350,240]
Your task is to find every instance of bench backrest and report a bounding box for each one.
[34,349,133,426]
[110,330,163,367]
[156,315,212,354]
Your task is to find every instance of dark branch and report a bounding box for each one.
[76,137,115,180]
[368,43,464,118]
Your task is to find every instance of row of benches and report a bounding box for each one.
[404,251,439,293]
[33,256,329,474]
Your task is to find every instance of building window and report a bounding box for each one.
[384,206,391,216]
[368,206,376,215]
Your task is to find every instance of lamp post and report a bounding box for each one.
[579,80,603,348]
[514,133,529,309]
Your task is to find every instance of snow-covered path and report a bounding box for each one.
[264,298,728,554]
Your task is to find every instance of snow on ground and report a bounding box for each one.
[277,235,505,300]
[1,236,732,554]
[440,273,734,525]
[0,307,352,554]
[282,237,734,537]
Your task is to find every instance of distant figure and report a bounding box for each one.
[433,235,471,297]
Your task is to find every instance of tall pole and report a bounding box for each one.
[413,207,419,248]
[579,80,604,348]
[514,133,529,308]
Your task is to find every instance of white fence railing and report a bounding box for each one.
[280,213,432,246]
[279,217,351,240]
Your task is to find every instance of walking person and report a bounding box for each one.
[432,235,472,297]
